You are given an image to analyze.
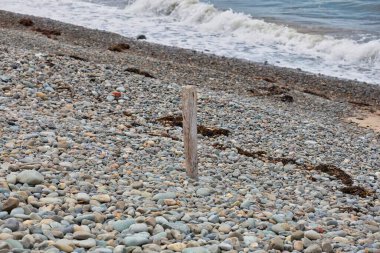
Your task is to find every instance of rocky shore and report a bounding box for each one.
[0,10,379,253]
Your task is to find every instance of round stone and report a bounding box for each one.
[270,237,284,251]
[73,231,95,240]
[131,181,143,189]
[291,231,304,241]
[322,242,333,253]
[304,244,322,253]
[16,170,44,185]
[294,241,304,251]
[76,193,90,203]
[304,230,322,240]
[123,235,151,246]
[2,197,19,212]
[4,218,20,232]
[218,224,231,233]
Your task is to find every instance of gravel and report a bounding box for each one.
[0,9,379,253]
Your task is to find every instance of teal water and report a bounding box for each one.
[209,0,380,39]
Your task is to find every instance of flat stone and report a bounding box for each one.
[151,231,167,242]
[142,244,161,252]
[76,193,90,203]
[92,248,112,253]
[272,214,286,223]
[16,170,44,185]
[59,162,73,168]
[208,214,219,223]
[91,194,111,203]
[131,181,143,189]
[291,231,304,241]
[219,242,233,251]
[113,219,136,232]
[0,233,13,240]
[326,230,347,237]
[155,216,170,227]
[196,188,212,197]
[271,223,287,234]
[73,238,96,248]
[40,197,63,205]
[123,235,151,246]
[241,200,253,209]
[10,207,24,216]
[5,239,23,249]
[304,244,322,253]
[332,237,349,244]
[182,247,210,253]
[152,192,176,200]
[129,223,148,233]
[169,222,190,234]
[2,197,19,212]
[73,231,95,240]
[304,230,322,240]
[167,242,187,252]
[326,220,338,227]
[74,214,95,223]
[243,236,257,245]
[164,199,177,206]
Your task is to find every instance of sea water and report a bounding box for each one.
[0,0,379,84]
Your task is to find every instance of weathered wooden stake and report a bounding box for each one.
[182,85,198,179]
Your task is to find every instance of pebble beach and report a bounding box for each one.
[0,10,379,253]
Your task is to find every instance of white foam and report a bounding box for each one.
[0,0,379,84]
[126,0,380,69]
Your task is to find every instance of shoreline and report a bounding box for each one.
[0,9,379,253]
[0,10,380,109]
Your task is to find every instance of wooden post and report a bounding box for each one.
[182,85,198,179]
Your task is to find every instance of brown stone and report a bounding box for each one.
[164,199,177,206]
[2,197,19,212]
[294,240,304,251]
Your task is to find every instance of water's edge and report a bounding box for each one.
[0,0,379,84]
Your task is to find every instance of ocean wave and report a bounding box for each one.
[0,0,378,83]
[126,0,380,68]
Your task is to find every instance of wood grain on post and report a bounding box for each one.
[182,85,198,179]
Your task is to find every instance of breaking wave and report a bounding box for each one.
[126,0,380,80]
[0,0,378,83]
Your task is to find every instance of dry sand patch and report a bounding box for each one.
[346,110,380,133]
